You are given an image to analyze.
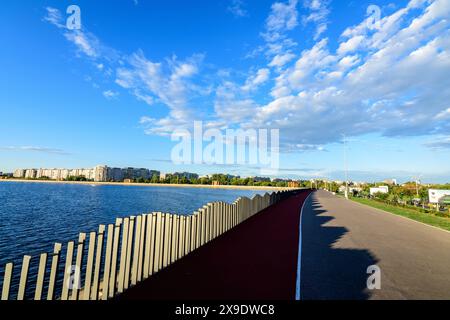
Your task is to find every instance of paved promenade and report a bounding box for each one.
[119,190,311,300]
[301,190,450,300]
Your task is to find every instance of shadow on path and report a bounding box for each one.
[301,192,378,300]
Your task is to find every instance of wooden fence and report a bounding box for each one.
[1,189,297,300]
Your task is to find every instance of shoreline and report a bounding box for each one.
[0,179,295,191]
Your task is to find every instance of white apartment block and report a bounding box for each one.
[13,165,156,182]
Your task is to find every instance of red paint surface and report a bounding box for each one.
[118,190,311,300]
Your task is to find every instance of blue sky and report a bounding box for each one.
[1,0,450,183]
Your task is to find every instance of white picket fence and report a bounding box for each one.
[1,189,297,300]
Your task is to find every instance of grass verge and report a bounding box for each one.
[350,197,450,232]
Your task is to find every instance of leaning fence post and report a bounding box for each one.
[216,203,220,237]
[124,216,135,289]
[70,233,86,300]
[108,218,122,298]
[83,232,96,300]
[131,216,142,286]
[17,255,31,300]
[1,263,13,300]
[145,214,156,277]
[221,202,226,234]
[215,203,220,238]
[61,241,75,300]
[137,214,147,282]
[162,214,168,268]
[117,217,129,293]
[199,208,206,246]
[170,215,178,264]
[34,253,47,300]
[183,216,190,256]
[191,213,198,251]
[153,213,162,273]
[47,243,62,300]
[226,203,230,231]
[178,215,185,259]
[91,225,105,300]
[205,205,211,243]
[101,223,114,300]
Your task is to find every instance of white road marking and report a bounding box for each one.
[296,191,313,300]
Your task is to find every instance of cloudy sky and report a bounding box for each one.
[1,0,450,182]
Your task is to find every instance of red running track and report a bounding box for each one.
[118,190,311,300]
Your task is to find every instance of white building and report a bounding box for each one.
[370,186,389,196]
[13,169,26,178]
[428,189,450,204]
[14,165,159,182]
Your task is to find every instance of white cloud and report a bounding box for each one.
[242,68,270,91]
[338,55,360,69]
[103,90,119,99]
[43,7,65,28]
[44,0,450,152]
[337,35,364,55]
[217,0,450,151]
[302,0,330,40]
[268,53,296,67]
[435,108,450,120]
[266,0,299,33]
[262,0,299,44]
[424,136,450,150]
[228,0,248,18]
[0,146,69,155]
[64,31,99,58]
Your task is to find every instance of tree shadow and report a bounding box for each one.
[300,193,379,300]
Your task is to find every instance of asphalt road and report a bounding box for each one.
[300,190,450,300]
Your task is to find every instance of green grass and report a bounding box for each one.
[350,197,450,232]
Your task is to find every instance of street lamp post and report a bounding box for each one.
[343,135,349,199]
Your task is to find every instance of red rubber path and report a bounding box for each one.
[118,190,311,300]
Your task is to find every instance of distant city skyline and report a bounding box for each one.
[1,0,450,183]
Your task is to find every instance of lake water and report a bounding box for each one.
[0,182,268,270]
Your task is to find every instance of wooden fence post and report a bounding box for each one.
[191,213,198,251]
[91,225,105,300]
[17,255,31,300]
[145,214,156,277]
[1,263,13,300]
[101,223,114,300]
[184,216,192,254]
[162,214,170,268]
[34,253,47,300]
[131,216,142,286]
[17,256,31,300]
[153,213,162,273]
[61,241,75,300]
[197,208,205,247]
[108,218,122,298]
[46,243,62,300]
[124,216,135,289]
[117,217,129,293]
[83,232,96,300]
[70,233,86,300]
[171,215,179,264]
[137,214,147,282]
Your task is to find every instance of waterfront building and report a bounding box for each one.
[25,169,37,179]
[428,189,450,204]
[107,167,124,182]
[13,169,26,178]
[370,186,389,196]
[14,165,161,182]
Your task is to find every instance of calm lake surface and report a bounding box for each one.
[0,182,268,268]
